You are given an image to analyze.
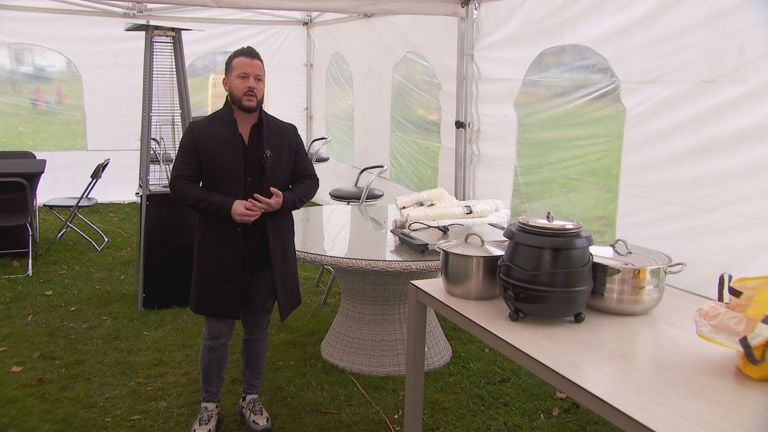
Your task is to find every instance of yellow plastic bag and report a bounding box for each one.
[695,273,768,380]
[736,317,768,380]
[730,275,768,318]
[695,274,765,349]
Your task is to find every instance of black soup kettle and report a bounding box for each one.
[498,212,593,323]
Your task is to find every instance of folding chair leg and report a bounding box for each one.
[315,265,336,305]
[320,271,337,306]
[24,223,31,276]
[50,208,109,252]
[32,205,39,243]
[314,265,331,288]
[1,223,32,278]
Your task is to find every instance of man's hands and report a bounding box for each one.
[230,187,284,224]
[253,187,283,213]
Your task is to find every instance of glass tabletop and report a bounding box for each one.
[294,204,438,263]
[293,204,508,264]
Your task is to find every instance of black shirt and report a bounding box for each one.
[242,115,272,274]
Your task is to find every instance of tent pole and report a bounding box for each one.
[454,0,477,200]
[304,13,313,142]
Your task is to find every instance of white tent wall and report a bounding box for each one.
[0,11,145,153]
[2,0,767,298]
[474,0,768,295]
[181,22,307,130]
[0,10,144,201]
[0,8,306,202]
[309,15,458,185]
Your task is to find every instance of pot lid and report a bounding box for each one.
[516,211,583,234]
[590,239,673,268]
[438,232,505,257]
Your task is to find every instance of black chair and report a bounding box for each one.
[0,151,39,242]
[0,177,33,277]
[318,164,388,304]
[43,158,110,252]
[307,136,331,163]
[149,137,173,185]
[328,164,387,205]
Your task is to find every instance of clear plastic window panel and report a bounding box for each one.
[389,51,441,192]
[512,44,625,242]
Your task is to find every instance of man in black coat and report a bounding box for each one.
[170,46,318,432]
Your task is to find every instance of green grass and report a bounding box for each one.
[513,102,625,243]
[0,77,86,151]
[0,203,618,431]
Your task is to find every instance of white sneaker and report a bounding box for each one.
[238,394,272,431]
[191,402,221,432]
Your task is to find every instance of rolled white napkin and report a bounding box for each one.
[395,187,456,209]
[393,209,509,229]
[401,199,505,222]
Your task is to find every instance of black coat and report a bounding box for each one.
[169,102,319,321]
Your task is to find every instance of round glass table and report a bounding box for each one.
[293,204,452,375]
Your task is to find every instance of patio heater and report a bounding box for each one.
[128,24,195,311]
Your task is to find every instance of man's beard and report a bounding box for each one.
[229,91,263,114]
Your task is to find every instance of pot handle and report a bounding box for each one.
[464,232,485,246]
[665,262,687,275]
[610,238,633,256]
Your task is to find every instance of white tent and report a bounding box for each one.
[1,0,767,298]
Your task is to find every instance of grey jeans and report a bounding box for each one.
[199,272,274,402]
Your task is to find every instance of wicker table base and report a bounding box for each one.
[318,266,452,376]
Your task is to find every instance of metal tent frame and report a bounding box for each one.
[0,0,486,199]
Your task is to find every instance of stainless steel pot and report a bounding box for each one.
[589,239,686,315]
[438,233,505,300]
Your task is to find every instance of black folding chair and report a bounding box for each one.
[43,158,110,252]
[0,150,39,242]
[328,164,387,205]
[307,136,331,163]
[0,177,33,277]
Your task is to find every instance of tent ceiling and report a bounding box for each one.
[115,0,469,16]
[0,0,473,24]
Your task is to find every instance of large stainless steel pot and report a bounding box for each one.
[589,239,686,315]
[438,233,505,300]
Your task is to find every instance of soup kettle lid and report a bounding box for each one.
[516,211,583,235]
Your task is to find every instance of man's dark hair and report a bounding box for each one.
[224,46,264,76]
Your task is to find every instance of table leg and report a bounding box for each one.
[404,284,426,432]
[320,267,452,376]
